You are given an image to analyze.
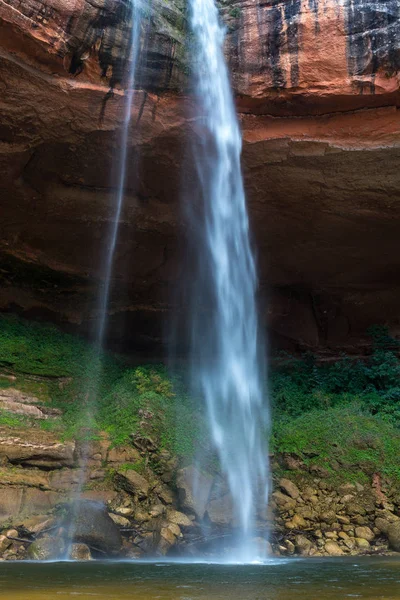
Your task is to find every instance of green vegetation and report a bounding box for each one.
[229,7,241,19]
[1,314,400,480]
[271,326,400,481]
[0,315,204,457]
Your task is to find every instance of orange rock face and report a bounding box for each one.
[1,0,400,353]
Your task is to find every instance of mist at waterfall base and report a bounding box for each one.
[66,1,143,556]
[183,0,270,562]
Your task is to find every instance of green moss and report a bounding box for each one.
[2,314,400,483]
[272,403,400,482]
[0,314,204,457]
[0,409,27,428]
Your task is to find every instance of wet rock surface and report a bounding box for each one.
[65,500,122,555]
[1,1,400,354]
[0,425,398,560]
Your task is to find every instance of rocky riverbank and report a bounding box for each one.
[0,389,399,561]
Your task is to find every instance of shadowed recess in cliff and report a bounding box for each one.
[345,0,400,91]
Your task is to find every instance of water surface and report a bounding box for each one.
[1,558,400,599]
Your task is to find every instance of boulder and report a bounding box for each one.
[375,518,391,534]
[319,510,336,524]
[272,491,296,511]
[0,535,12,554]
[70,543,92,561]
[337,515,350,525]
[166,510,193,528]
[325,541,344,556]
[355,526,374,542]
[146,505,164,519]
[114,470,149,499]
[154,483,175,505]
[285,514,307,529]
[27,537,65,560]
[355,538,370,549]
[279,478,300,500]
[176,466,213,520]
[109,514,130,527]
[206,495,234,526]
[387,522,400,552]
[295,535,313,556]
[66,501,122,555]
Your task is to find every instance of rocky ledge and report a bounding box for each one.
[0,392,399,561]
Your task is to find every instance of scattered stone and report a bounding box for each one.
[114,506,134,517]
[325,541,344,556]
[285,514,306,529]
[279,478,300,500]
[0,535,12,554]
[284,539,295,554]
[345,502,366,516]
[154,483,175,505]
[166,510,193,528]
[149,505,165,518]
[319,510,336,524]
[109,513,130,527]
[272,491,296,511]
[338,483,356,495]
[337,515,350,525]
[355,538,370,549]
[114,470,149,499]
[355,526,374,542]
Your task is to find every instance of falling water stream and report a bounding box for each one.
[67,0,143,555]
[188,0,269,561]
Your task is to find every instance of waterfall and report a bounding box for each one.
[67,0,143,557]
[96,3,142,347]
[187,0,269,561]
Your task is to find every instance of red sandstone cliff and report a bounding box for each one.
[1,0,400,353]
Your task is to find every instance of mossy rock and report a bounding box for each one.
[27,537,65,561]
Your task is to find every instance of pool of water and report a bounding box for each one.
[1,558,399,599]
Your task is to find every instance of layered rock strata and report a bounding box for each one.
[1,0,400,353]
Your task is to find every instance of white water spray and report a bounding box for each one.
[188,0,269,560]
[67,0,143,557]
[96,2,142,346]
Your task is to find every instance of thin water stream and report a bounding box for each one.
[187,0,268,560]
[1,559,400,599]
[68,0,143,553]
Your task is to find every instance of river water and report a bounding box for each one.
[1,558,400,599]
